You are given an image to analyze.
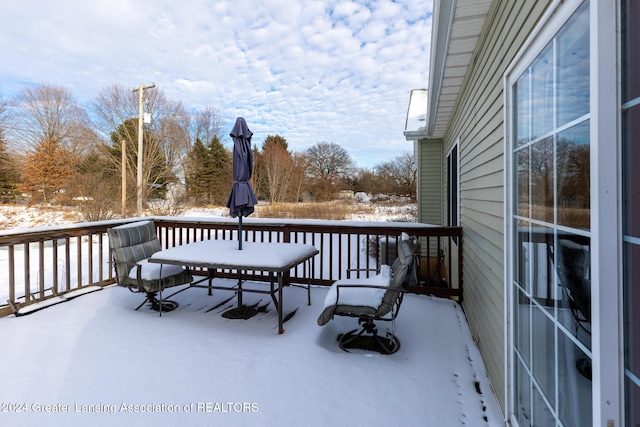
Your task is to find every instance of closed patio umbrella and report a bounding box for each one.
[224,117,259,319]
[226,117,257,250]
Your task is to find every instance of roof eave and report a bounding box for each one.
[426,0,456,137]
[403,129,430,141]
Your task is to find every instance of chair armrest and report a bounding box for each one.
[335,283,406,319]
[335,283,402,304]
[113,260,140,278]
[112,259,146,290]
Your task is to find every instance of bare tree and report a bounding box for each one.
[0,94,20,201]
[374,152,417,199]
[191,106,225,147]
[0,138,20,202]
[91,84,191,210]
[528,138,554,222]
[0,93,10,129]
[10,84,94,157]
[305,142,354,201]
[350,168,381,196]
[256,135,302,204]
[291,152,307,202]
[149,97,191,185]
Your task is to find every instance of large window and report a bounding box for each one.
[622,0,640,424]
[510,2,591,426]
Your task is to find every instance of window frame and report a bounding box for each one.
[446,140,460,230]
[503,0,622,425]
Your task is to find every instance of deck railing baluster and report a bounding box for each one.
[53,239,59,292]
[24,243,30,302]
[39,241,45,297]
[0,218,462,316]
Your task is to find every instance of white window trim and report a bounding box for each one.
[446,139,460,229]
[503,0,622,425]
[589,1,622,425]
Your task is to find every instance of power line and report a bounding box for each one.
[0,26,125,76]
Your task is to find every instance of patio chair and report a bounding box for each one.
[556,239,591,332]
[108,220,192,313]
[317,234,419,354]
[546,237,591,378]
[555,238,592,380]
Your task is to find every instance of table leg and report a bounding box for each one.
[159,264,163,317]
[237,270,243,308]
[269,273,278,308]
[277,272,284,334]
[306,259,311,306]
[207,268,214,296]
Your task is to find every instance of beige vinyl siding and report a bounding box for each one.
[417,139,443,226]
[436,0,553,408]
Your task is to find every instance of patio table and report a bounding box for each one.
[148,239,319,334]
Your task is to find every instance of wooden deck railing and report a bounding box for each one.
[0,216,462,317]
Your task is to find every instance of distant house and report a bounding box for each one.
[338,190,355,200]
[405,1,636,426]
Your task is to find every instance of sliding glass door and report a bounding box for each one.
[509,3,591,426]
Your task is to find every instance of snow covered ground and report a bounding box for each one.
[0,283,504,427]
[0,202,417,231]
[0,205,81,231]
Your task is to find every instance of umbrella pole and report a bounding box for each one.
[238,216,243,306]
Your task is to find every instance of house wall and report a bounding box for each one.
[436,0,553,408]
[417,138,443,226]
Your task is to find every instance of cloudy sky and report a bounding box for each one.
[0,0,432,167]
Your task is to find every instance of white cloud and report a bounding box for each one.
[0,0,433,167]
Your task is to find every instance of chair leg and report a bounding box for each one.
[135,296,150,311]
[338,317,400,355]
[145,292,179,312]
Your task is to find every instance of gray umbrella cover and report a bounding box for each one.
[226,117,258,218]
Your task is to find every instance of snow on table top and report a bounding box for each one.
[149,239,319,271]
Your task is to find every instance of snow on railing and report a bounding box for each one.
[0,217,462,317]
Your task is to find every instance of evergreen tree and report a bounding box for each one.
[262,134,288,152]
[185,136,231,205]
[207,135,232,205]
[185,138,213,205]
[104,118,172,203]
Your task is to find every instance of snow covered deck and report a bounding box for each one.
[0,281,503,426]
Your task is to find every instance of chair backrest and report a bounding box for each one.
[379,236,417,315]
[557,238,591,322]
[108,220,161,285]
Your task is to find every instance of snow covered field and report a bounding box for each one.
[0,205,81,231]
[0,202,417,231]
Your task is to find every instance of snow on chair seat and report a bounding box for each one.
[108,220,192,313]
[317,234,419,354]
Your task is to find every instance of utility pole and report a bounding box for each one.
[132,83,155,216]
